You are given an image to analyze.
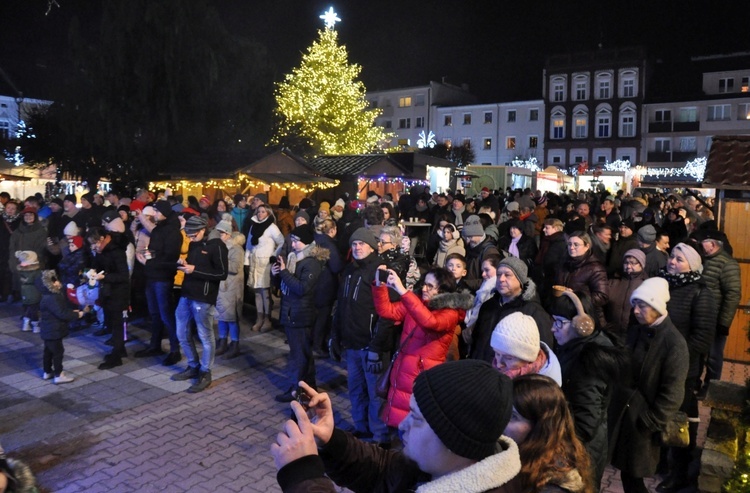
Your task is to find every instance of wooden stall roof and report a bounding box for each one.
[704,135,750,189]
[236,149,335,184]
[308,152,455,179]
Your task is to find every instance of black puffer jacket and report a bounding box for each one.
[332,252,387,351]
[92,238,130,310]
[37,271,79,340]
[314,233,344,307]
[702,249,741,333]
[274,245,328,328]
[557,330,627,485]
[662,273,716,378]
[181,237,228,305]
[144,212,183,282]
[555,250,609,327]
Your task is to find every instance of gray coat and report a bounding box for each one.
[215,235,245,322]
[610,316,688,477]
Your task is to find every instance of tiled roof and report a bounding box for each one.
[704,135,750,188]
[308,154,409,177]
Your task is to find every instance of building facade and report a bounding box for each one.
[543,47,647,171]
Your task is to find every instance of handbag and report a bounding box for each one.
[375,329,416,399]
[660,411,690,447]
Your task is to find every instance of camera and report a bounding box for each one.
[378,270,389,283]
[269,255,278,265]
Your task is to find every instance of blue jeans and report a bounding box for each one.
[217,321,239,341]
[285,326,316,390]
[145,280,178,352]
[175,298,215,371]
[346,349,388,442]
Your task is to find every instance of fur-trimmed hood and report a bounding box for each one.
[427,290,475,311]
[36,269,61,295]
[2,457,38,493]
[520,278,538,301]
[417,436,521,493]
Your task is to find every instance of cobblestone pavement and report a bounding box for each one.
[1,299,748,492]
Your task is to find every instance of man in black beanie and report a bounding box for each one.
[271,360,521,492]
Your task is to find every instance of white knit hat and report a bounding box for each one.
[335,198,346,209]
[672,242,703,273]
[490,312,540,362]
[630,277,670,316]
[63,221,79,237]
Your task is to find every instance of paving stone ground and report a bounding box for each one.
[1,298,747,492]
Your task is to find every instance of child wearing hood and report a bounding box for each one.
[37,270,86,384]
[16,251,42,333]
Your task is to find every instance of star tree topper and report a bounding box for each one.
[320,7,341,29]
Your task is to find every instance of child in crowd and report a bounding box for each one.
[37,270,86,384]
[16,251,41,333]
[444,252,469,292]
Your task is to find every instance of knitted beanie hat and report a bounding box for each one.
[290,225,315,245]
[153,200,172,217]
[637,224,656,243]
[63,221,79,237]
[318,201,330,213]
[498,257,529,286]
[349,227,378,250]
[295,210,310,224]
[490,312,540,362]
[461,215,484,238]
[506,201,520,212]
[16,250,39,267]
[184,216,208,235]
[623,248,646,269]
[672,242,703,273]
[631,277,670,315]
[413,360,513,461]
[334,198,346,209]
[63,194,77,204]
[69,236,84,252]
[215,219,233,235]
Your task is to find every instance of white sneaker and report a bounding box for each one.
[21,317,31,332]
[53,372,74,384]
[32,322,40,334]
[42,372,54,380]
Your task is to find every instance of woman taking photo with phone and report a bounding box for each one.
[372,266,473,430]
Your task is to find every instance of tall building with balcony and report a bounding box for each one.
[543,47,648,171]
[643,52,750,168]
[367,81,477,149]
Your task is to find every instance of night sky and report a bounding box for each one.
[1,0,748,102]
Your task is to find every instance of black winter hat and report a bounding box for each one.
[412,360,513,461]
[290,225,315,245]
[152,200,172,218]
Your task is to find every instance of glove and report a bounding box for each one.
[328,338,342,362]
[366,351,383,373]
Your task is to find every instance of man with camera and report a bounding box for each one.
[271,225,327,402]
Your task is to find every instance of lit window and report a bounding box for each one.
[742,77,749,93]
[463,113,472,125]
[415,117,425,128]
[552,117,565,139]
[399,97,412,108]
[739,103,750,120]
[574,117,587,139]
[483,138,492,150]
[707,104,731,121]
[529,136,538,148]
[506,137,516,149]
[507,110,516,122]
[719,78,734,94]
[529,109,539,121]
[484,112,493,124]
[444,115,452,126]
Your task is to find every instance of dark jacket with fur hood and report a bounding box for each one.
[373,285,474,427]
[274,244,329,328]
[469,280,554,363]
[37,270,79,340]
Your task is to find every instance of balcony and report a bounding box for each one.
[647,152,672,162]
[673,121,700,132]
[672,151,698,162]
[648,121,672,133]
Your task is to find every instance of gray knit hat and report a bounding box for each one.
[215,219,233,235]
[184,216,208,235]
[637,224,656,244]
[497,256,529,286]
[349,227,378,250]
[461,215,484,238]
[623,248,647,269]
[413,360,513,461]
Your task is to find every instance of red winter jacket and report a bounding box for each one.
[372,285,473,427]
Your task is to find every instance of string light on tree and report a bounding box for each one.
[319,7,341,29]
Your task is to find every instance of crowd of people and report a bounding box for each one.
[1,184,741,492]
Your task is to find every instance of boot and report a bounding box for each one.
[187,370,212,393]
[251,314,265,331]
[215,337,228,356]
[259,317,273,333]
[251,291,265,331]
[171,365,199,381]
[21,317,31,332]
[31,321,41,334]
[222,340,240,359]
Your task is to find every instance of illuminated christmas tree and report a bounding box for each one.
[270,8,390,157]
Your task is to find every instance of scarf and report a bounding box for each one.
[282,242,316,295]
[452,206,465,228]
[660,269,701,287]
[2,211,19,223]
[415,203,428,212]
[509,236,521,258]
[502,348,547,380]
[248,215,273,246]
